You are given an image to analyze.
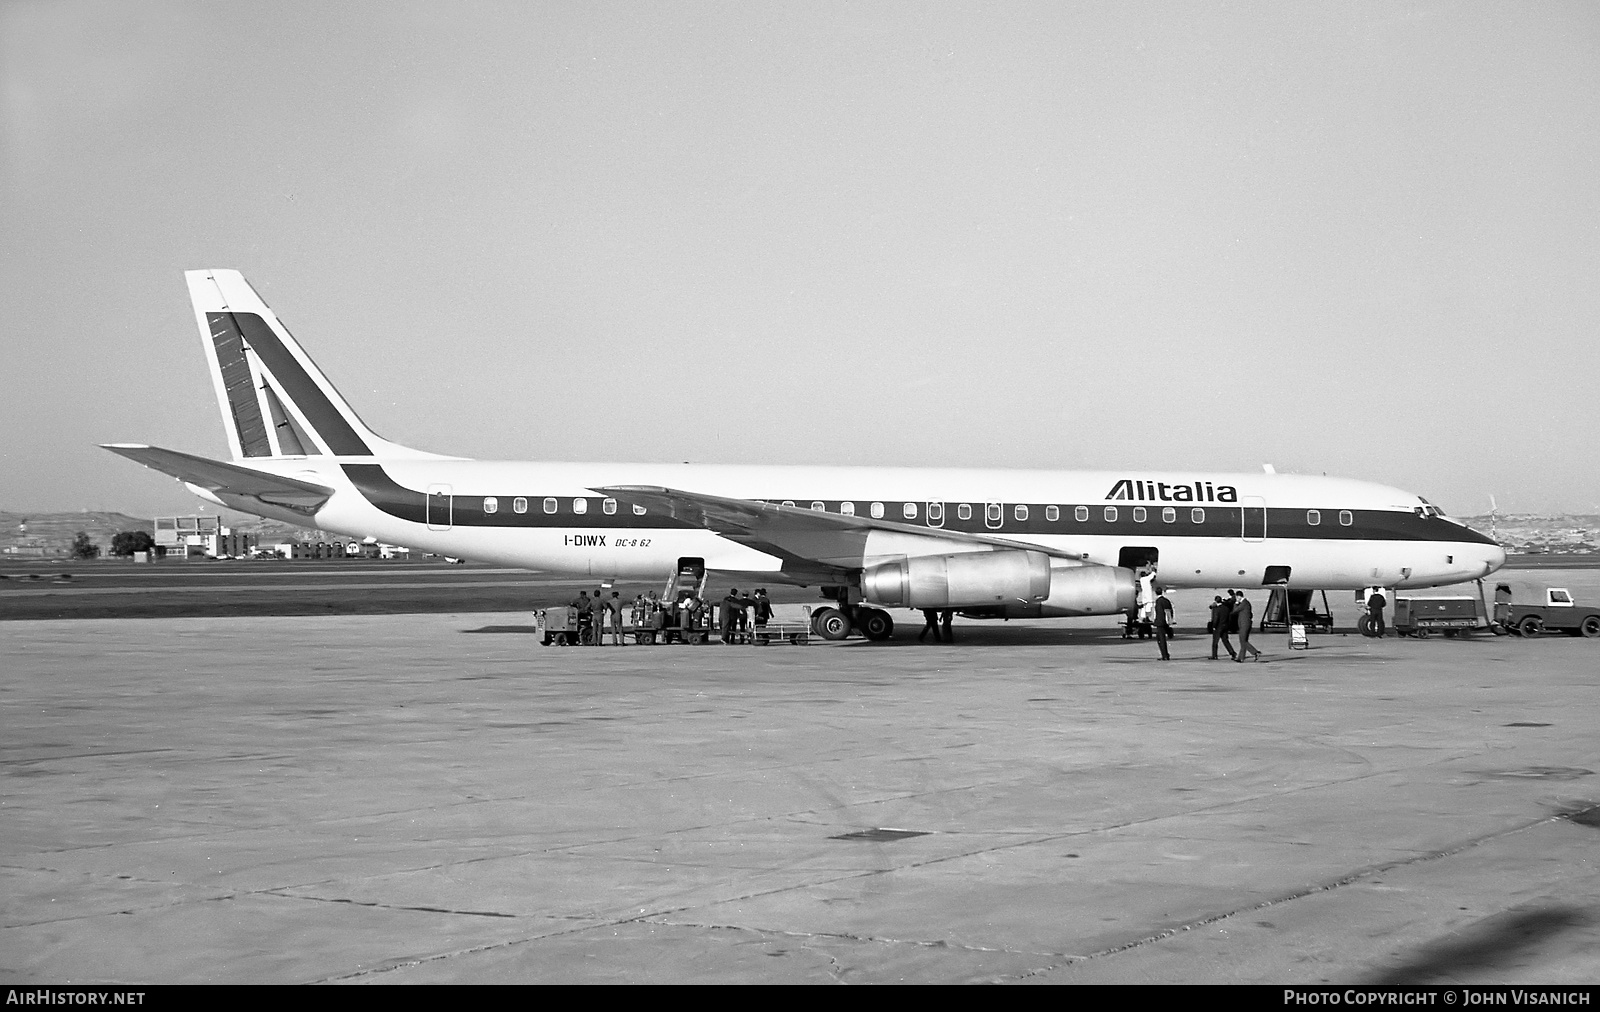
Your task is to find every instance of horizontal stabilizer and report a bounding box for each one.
[100,444,334,515]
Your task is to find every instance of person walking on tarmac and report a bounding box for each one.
[752,589,773,636]
[940,609,954,643]
[919,608,942,643]
[1366,590,1388,638]
[1154,586,1174,660]
[1234,590,1262,661]
[1210,594,1237,660]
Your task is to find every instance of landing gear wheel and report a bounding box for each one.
[1357,615,1375,637]
[859,608,894,641]
[1518,615,1544,638]
[1581,615,1600,638]
[815,607,852,641]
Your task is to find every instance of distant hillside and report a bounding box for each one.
[0,511,152,552]
[1458,514,1599,554]
[0,510,325,552]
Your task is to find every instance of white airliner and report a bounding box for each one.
[105,270,1506,639]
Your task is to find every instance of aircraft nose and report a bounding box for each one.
[1484,544,1507,575]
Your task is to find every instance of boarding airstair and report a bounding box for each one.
[662,557,709,606]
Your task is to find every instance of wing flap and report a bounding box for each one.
[101,444,334,514]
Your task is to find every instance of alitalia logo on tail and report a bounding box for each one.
[1106,479,1238,503]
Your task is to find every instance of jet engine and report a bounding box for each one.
[960,564,1137,619]
[860,550,1052,609]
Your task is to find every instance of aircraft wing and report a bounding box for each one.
[101,444,335,515]
[593,484,1096,577]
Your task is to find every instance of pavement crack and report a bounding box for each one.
[261,889,515,918]
[1008,807,1580,981]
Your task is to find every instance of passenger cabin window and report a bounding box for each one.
[781,500,795,507]
[958,503,972,521]
[1046,505,1059,521]
[633,504,646,515]
[841,501,855,516]
[986,503,1002,522]
[1307,509,1321,526]
[927,502,943,521]
[1014,504,1028,521]
[1132,506,1146,523]
[572,498,588,514]
[483,496,498,514]
[1339,510,1353,526]
[902,502,918,519]
[1191,508,1204,524]
[513,496,528,514]
[1075,505,1089,522]
[870,502,884,519]
[811,501,825,511]
[1162,507,1175,523]
[1104,506,1117,522]
[543,497,557,514]
[603,498,617,515]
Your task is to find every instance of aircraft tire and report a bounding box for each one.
[859,608,894,641]
[815,607,852,641]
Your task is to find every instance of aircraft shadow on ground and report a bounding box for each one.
[1363,904,1593,984]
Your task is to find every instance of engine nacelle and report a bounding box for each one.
[960,564,1137,619]
[861,550,1052,609]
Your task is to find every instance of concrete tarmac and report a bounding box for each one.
[3,608,1599,984]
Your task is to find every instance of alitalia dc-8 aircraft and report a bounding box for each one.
[105,270,1506,640]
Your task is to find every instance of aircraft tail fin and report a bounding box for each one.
[185,270,437,460]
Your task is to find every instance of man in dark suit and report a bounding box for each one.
[1154,587,1174,660]
[1234,591,1262,661]
[1210,594,1237,660]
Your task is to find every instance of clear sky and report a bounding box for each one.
[3,1,1597,517]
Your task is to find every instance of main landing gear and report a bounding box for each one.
[811,590,895,642]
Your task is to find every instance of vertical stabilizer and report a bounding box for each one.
[186,270,435,460]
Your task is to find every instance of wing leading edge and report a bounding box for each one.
[593,484,1100,577]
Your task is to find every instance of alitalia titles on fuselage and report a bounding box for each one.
[1105,480,1239,503]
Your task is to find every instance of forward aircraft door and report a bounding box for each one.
[1242,496,1265,542]
[427,484,453,531]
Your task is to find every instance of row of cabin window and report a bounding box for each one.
[478,497,1355,528]
[481,496,646,516]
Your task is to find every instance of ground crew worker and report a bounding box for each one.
[919,608,941,643]
[1366,590,1388,638]
[1154,586,1174,661]
[1210,594,1236,659]
[721,588,743,644]
[752,589,772,640]
[573,590,594,645]
[940,609,954,643]
[1234,591,1261,662]
[609,591,624,645]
